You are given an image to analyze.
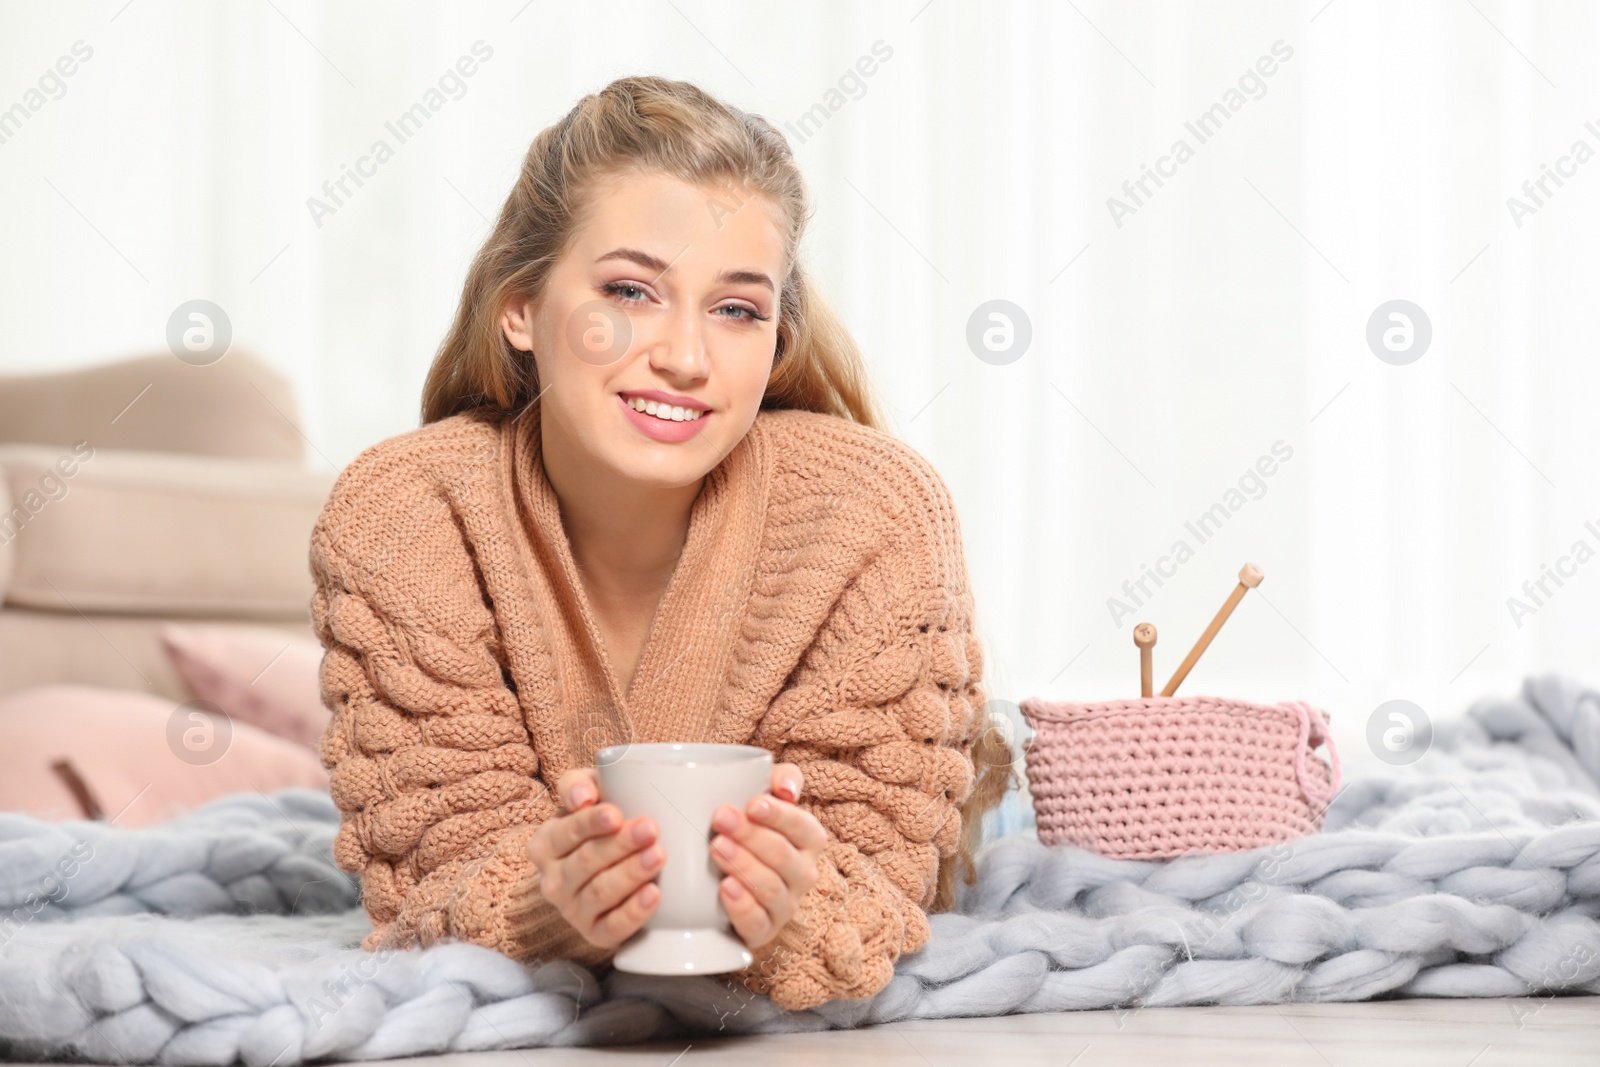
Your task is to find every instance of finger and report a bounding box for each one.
[770,762,804,803]
[723,799,825,895]
[557,768,602,811]
[528,807,603,869]
[711,833,791,918]
[544,802,631,861]
[745,794,829,855]
[589,881,661,949]
[715,803,815,892]
[573,840,666,927]
[719,874,778,949]
[563,816,659,892]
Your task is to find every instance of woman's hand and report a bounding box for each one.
[710,762,829,950]
[525,768,663,950]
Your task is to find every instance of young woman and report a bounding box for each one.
[310,75,1011,1012]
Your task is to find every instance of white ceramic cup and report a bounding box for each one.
[595,741,773,975]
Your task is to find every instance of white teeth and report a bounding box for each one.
[625,396,702,421]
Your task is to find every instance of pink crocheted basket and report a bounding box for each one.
[1019,695,1342,860]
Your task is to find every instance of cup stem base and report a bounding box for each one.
[611,927,754,975]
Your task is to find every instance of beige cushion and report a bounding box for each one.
[0,444,335,618]
[0,608,314,702]
[0,349,305,461]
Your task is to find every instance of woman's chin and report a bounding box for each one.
[605,443,717,490]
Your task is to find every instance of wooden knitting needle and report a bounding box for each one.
[1133,623,1157,698]
[1160,563,1264,697]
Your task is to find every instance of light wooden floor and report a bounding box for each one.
[387,996,1598,1066]
[13,996,1593,1066]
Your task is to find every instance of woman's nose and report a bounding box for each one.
[647,307,710,378]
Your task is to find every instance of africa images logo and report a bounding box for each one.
[1106,40,1294,228]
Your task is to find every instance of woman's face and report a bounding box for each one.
[504,169,788,489]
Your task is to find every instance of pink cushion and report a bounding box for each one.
[0,684,329,828]
[159,622,329,750]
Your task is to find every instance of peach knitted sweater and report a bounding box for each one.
[308,400,987,1011]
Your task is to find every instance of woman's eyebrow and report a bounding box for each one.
[595,247,774,292]
[717,269,775,292]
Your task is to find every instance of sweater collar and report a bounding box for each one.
[505,399,771,750]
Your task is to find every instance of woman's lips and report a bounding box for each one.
[617,393,710,443]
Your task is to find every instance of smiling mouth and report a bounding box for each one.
[619,394,707,422]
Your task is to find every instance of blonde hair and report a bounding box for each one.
[420,74,1012,910]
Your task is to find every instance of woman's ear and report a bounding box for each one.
[501,295,539,353]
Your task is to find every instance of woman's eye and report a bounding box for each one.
[716,304,765,322]
[601,281,649,304]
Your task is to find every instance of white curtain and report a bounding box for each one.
[4,1,1597,799]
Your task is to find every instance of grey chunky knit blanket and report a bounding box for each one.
[4,674,1600,1064]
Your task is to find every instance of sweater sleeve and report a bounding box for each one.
[739,460,986,1010]
[309,489,612,970]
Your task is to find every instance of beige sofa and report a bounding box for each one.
[0,351,338,702]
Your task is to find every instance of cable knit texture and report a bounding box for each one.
[308,401,985,1010]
